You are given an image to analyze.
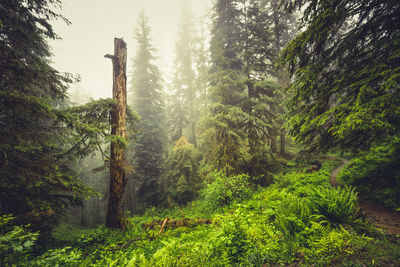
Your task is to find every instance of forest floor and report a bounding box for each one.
[30,159,400,266]
[330,158,400,241]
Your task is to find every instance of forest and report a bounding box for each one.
[1,0,400,266]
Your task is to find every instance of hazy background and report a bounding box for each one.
[50,0,212,100]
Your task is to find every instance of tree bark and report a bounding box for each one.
[280,130,286,156]
[270,133,277,154]
[105,38,128,229]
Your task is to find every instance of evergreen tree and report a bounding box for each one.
[193,17,211,116]
[203,0,297,176]
[202,0,249,175]
[168,0,198,145]
[237,0,296,155]
[281,0,400,151]
[166,137,201,204]
[239,0,280,156]
[250,0,297,155]
[129,11,167,208]
[0,0,95,231]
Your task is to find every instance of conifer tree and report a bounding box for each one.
[202,0,249,175]
[203,0,297,175]
[0,0,95,230]
[129,11,167,208]
[281,0,400,151]
[168,0,198,145]
[244,0,297,155]
[166,137,200,204]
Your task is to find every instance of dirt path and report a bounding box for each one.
[329,159,400,239]
[330,158,349,187]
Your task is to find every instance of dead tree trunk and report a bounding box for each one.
[105,38,128,229]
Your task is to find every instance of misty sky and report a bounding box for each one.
[50,0,212,100]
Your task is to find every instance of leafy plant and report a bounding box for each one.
[0,215,38,266]
[338,137,400,209]
[166,137,201,204]
[33,247,82,267]
[199,172,253,212]
[309,185,359,226]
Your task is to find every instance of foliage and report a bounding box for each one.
[201,0,298,177]
[166,137,201,204]
[241,0,297,156]
[201,0,247,175]
[0,215,38,266]
[201,73,249,175]
[3,0,400,265]
[34,247,82,267]
[281,0,400,151]
[28,160,400,266]
[167,1,199,145]
[128,11,167,210]
[309,185,359,226]
[338,137,400,209]
[0,0,98,233]
[62,98,138,159]
[198,172,253,213]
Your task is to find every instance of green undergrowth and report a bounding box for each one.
[7,159,400,266]
[338,137,400,210]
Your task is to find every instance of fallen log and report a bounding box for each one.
[159,217,169,234]
[143,218,212,230]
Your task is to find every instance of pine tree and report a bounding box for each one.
[239,0,279,156]
[281,0,400,151]
[129,11,167,208]
[202,0,249,175]
[193,18,211,116]
[166,137,200,204]
[238,0,297,155]
[203,0,297,176]
[168,0,198,145]
[252,0,297,155]
[0,0,95,232]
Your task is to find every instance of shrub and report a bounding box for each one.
[199,172,253,212]
[166,137,201,205]
[33,247,82,267]
[0,215,38,266]
[275,195,313,234]
[309,185,359,226]
[338,137,400,209]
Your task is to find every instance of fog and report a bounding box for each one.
[50,0,212,100]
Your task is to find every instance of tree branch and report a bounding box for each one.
[57,133,89,160]
[98,143,110,161]
[104,54,115,61]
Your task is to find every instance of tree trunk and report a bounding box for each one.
[280,130,286,156]
[105,38,128,229]
[190,122,197,146]
[270,134,277,154]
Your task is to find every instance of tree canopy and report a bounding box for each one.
[281,0,400,151]
[0,0,95,225]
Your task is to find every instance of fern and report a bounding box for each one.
[309,186,359,226]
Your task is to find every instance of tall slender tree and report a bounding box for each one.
[128,11,167,209]
[203,0,296,175]
[105,38,128,229]
[202,0,249,175]
[0,0,95,231]
[261,0,297,155]
[168,0,198,145]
